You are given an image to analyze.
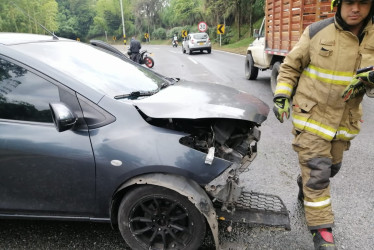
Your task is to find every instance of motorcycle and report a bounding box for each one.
[172,40,178,47]
[127,49,154,68]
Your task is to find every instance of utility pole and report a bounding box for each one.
[120,0,126,45]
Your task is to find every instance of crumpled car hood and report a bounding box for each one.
[134,80,269,125]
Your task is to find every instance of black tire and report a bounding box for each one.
[118,185,206,250]
[144,56,154,68]
[207,48,211,54]
[182,46,186,54]
[188,47,192,55]
[271,61,281,94]
[244,54,259,80]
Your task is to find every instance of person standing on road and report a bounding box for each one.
[272,0,374,249]
[129,36,141,63]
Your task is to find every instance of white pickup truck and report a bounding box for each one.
[244,0,334,93]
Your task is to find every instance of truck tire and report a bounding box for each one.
[245,54,258,80]
[271,61,281,94]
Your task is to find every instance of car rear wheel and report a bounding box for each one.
[182,46,186,53]
[207,49,211,54]
[118,185,206,250]
[188,47,192,55]
[245,54,258,80]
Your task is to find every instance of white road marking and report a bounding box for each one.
[213,49,246,57]
[188,57,198,64]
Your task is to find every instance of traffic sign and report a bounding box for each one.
[144,33,149,39]
[198,21,208,32]
[217,24,225,34]
[181,30,188,37]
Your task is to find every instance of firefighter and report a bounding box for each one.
[273,0,374,249]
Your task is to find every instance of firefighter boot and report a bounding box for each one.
[297,174,304,202]
[312,228,337,250]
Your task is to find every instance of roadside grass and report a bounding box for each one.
[212,36,254,55]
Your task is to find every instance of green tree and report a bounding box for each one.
[133,0,168,38]
[0,0,58,34]
[168,0,203,26]
[56,0,95,39]
[89,0,134,39]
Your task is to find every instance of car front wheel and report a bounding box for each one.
[118,185,206,250]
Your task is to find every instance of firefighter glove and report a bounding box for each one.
[342,71,374,102]
[273,97,290,123]
[356,70,374,88]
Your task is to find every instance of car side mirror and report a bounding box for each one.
[49,102,77,132]
[253,29,260,38]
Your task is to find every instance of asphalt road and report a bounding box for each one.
[1,44,373,250]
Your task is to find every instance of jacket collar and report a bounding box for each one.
[334,15,373,42]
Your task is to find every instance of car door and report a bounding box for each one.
[0,57,95,216]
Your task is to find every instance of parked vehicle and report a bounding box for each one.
[245,0,334,93]
[182,32,212,54]
[127,48,154,68]
[0,33,290,250]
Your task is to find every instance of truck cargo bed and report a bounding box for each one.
[265,0,334,55]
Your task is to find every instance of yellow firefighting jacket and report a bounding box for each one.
[274,16,374,141]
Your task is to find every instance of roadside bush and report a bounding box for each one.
[167,27,184,41]
[152,28,167,40]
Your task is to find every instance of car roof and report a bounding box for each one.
[0,32,67,45]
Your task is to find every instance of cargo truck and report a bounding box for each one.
[245,0,334,93]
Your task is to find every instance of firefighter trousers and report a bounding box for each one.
[292,131,350,230]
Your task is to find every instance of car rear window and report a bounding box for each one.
[193,34,208,39]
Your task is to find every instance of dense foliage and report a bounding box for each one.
[0,0,264,42]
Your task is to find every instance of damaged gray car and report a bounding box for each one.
[0,33,290,250]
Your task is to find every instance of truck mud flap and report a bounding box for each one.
[216,191,291,230]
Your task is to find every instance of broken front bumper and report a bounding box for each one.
[216,191,290,230]
[205,148,290,230]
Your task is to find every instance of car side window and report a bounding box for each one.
[0,57,60,123]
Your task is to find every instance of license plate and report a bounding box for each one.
[199,42,204,45]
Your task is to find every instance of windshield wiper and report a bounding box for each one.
[114,91,157,100]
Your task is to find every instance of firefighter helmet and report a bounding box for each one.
[331,0,341,11]
[332,0,374,11]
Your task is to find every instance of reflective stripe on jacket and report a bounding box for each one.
[275,17,374,141]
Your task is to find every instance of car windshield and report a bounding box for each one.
[193,34,208,39]
[11,41,165,98]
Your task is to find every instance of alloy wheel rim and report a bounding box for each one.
[129,196,193,249]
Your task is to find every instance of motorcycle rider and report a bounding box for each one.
[273,0,374,249]
[129,36,141,63]
[172,33,178,47]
